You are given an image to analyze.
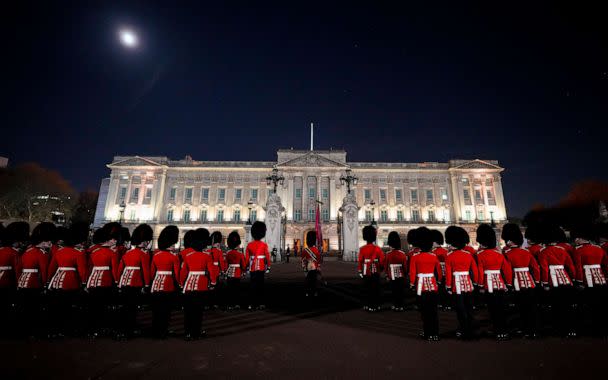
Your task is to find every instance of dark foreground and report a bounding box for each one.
[1,261,605,379]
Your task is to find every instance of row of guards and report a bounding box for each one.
[0,220,273,340]
[357,222,608,341]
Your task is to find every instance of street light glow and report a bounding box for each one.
[119,29,138,48]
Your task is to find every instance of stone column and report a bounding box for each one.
[494,174,507,221]
[244,223,252,250]
[339,192,360,261]
[264,192,285,261]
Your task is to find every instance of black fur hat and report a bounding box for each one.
[306,231,317,247]
[227,230,241,250]
[120,227,131,244]
[183,230,195,249]
[5,222,30,246]
[211,231,223,245]
[596,223,608,240]
[102,222,122,242]
[158,225,179,250]
[190,229,207,252]
[407,228,419,248]
[362,225,377,244]
[0,224,5,245]
[31,222,56,245]
[430,229,444,245]
[501,223,524,246]
[570,223,595,242]
[540,223,561,245]
[524,223,541,244]
[445,226,468,250]
[476,224,497,248]
[92,228,105,245]
[66,222,90,247]
[195,228,210,248]
[387,231,401,250]
[416,227,433,252]
[251,221,266,240]
[131,224,153,246]
[54,226,69,245]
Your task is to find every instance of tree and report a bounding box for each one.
[71,190,99,225]
[0,163,76,223]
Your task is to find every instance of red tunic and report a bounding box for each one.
[527,244,543,259]
[573,242,608,287]
[48,247,88,290]
[180,250,214,292]
[538,244,575,287]
[409,252,442,295]
[0,247,19,289]
[445,249,478,294]
[477,248,513,292]
[246,240,271,272]
[179,247,195,263]
[209,247,227,282]
[557,242,575,260]
[225,249,247,279]
[301,246,322,271]
[117,247,151,288]
[383,249,407,281]
[357,244,385,276]
[87,246,119,288]
[504,246,539,290]
[17,246,50,289]
[432,246,449,276]
[150,250,180,292]
[463,245,477,255]
[602,242,608,255]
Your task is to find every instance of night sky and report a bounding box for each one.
[3,1,607,217]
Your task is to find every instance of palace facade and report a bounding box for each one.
[93,149,508,251]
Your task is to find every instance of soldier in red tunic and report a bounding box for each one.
[431,230,449,310]
[444,226,478,339]
[150,225,181,338]
[502,223,540,338]
[556,228,575,261]
[179,230,196,263]
[538,223,577,337]
[357,225,385,312]
[409,227,442,341]
[524,223,543,259]
[302,231,322,297]
[225,231,247,310]
[246,222,271,310]
[0,222,29,337]
[209,231,227,309]
[384,231,407,311]
[476,223,512,340]
[571,224,608,337]
[116,223,153,339]
[47,222,89,338]
[116,227,131,261]
[17,222,55,338]
[50,226,69,261]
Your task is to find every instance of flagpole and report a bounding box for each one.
[310,122,314,151]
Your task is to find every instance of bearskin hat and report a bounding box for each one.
[416,227,433,252]
[54,226,69,245]
[227,230,241,250]
[596,223,608,240]
[476,224,497,248]
[31,222,57,245]
[0,224,5,245]
[407,228,419,248]
[195,228,210,248]
[158,225,179,250]
[540,223,561,245]
[92,228,105,245]
[251,221,266,241]
[445,226,468,250]
[5,221,30,246]
[430,229,444,246]
[387,231,401,250]
[120,227,131,245]
[306,231,317,247]
[66,222,90,247]
[131,224,153,246]
[362,225,377,244]
[183,230,196,249]
[102,222,122,242]
[524,223,541,245]
[211,231,223,245]
[570,223,595,242]
[501,223,523,246]
[189,229,207,252]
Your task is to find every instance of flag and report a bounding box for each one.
[315,203,323,250]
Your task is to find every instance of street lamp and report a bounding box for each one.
[369,199,377,228]
[266,168,285,194]
[247,198,254,225]
[339,169,359,194]
[119,201,126,225]
[490,211,495,227]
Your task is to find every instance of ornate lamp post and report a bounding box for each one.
[369,199,377,228]
[339,169,359,194]
[266,168,285,193]
[247,199,254,224]
[119,201,126,225]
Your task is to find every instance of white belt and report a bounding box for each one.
[23,269,39,273]
[453,271,470,295]
[514,267,529,272]
[189,271,206,275]
[213,262,219,266]
[0,266,13,270]
[92,266,110,271]
[57,267,76,271]
[156,271,172,275]
[584,264,604,288]
[485,270,502,293]
[229,264,240,267]
[416,273,435,296]
[256,255,265,259]
[549,265,565,287]
[124,266,140,270]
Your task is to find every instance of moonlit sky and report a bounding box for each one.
[2,1,608,217]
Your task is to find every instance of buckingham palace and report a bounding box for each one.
[93,148,507,255]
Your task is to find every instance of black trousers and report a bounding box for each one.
[0,289,16,338]
[17,288,47,337]
[583,286,607,337]
[151,292,174,337]
[183,291,206,336]
[87,287,116,334]
[226,278,241,307]
[305,270,320,295]
[389,278,405,308]
[550,285,575,335]
[419,292,439,337]
[452,292,475,337]
[118,287,142,335]
[250,271,265,307]
[485,291,508,335]
[48,289,81,336]
[515,288,539,335]
[363,274,381,308]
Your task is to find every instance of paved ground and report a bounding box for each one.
[1,261,606,379]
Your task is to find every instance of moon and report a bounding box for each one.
[119,29,138,48]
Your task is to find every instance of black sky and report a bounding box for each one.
[3,1,608,217]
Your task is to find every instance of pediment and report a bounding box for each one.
[277,152,349,168]
[109,156,162,168]
[452,159,502,170]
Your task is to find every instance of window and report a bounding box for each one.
[475,189,483,203]
[322,188,329,198]
[309,187,316,199]
[487,189,496,205]
[184,188,193,204]
[251,188,258,201]
[465,210,472,221]
[440,188,448,201]
[395,189,403,202]
[183,209,191,222]
[250,209,257,222]
[201,188,209,202]
[322,208,329,221]
[169,187,177,202]
[364,189,371,201]
[397,210,404,221]
[411,209,420,222]
[118,186,127,202]
[294,209,302,221]
[485,178,493,186]
[295,188,302,199]
[235,188,242,201]
[200,209,207,222]
[217,209,224,222]
[380,209,388,222]
[380,189,387,202]
[308,209,315,221]
[426,189,433,203]
[143,187,152,204]
[477,210,484,221]
[218,188,226,202]
[410,189,418,203]
[365,210,372,222]
[463,189,472,205]
[130,187,139,204]
[428,210,435,222]
[233,209,241,221]
[167,209,174,222]
[129,209,136,221]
